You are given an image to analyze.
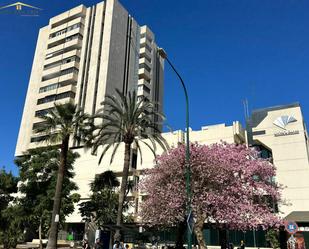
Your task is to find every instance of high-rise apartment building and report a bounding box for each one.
[15,0,164,156]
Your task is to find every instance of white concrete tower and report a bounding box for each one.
[15,0,164,156]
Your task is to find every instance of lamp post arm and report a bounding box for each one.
[164,56,190,157]
[164,56,192,249]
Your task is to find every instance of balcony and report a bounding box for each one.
[137,86,151,98]
[139,47,152,62]
[45,49,81,67]
[34,97,74,113]
[37,91,76,105]
[138,79,151,88]
[42,61,79,78]
[140,37,147,45]
[49,5,86,28]
[47,28,83,49]
[42,65,78,82]
[50,16,84,34]
[38,84,76,99]
[40,72,78,89]
[138,68,151,81]
[46,38,82,58]
[139,57,152,69]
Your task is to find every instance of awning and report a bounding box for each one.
[285,211,309,222]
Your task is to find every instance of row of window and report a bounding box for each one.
[47,33,83,50]
[139,62,151,72]
[42,67,79,82]
[39,83,59,93]
[35,107,54,117]
[30,135,48,143]
[51,13,84,29]
[44,56,80,70]
[37,91,75,105]
[49,23,83,39]
[32,121,47,130]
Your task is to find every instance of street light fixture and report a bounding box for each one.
[158,47,192,249]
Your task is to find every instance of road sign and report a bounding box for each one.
[285,221,298,234]
[186,211,195,234]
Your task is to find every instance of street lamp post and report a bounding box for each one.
[158,48,192,249]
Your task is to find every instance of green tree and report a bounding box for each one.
[0,168,18,212]
[79,170,134,229]
[266,229,280,249]
[15,147,80,249]
[0,205,24,249]
[87,89,168,241]
[0,168,20,249]
[34,102,90,249]
[79,170,120,227]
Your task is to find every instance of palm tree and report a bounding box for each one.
[87,89,169,241]
[34,102,90,249]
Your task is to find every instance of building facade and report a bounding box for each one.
[247,103,309,223]
[67,103,309,248]
[15,0,164,156]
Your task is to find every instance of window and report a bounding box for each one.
[44,56,80,70]
[41,67,78,82]
[137,85,150,94]
[35,108,54,117]
[39,83,59,93]
[140,63,151,72]
[30,135,48,143]
[37,91,75,105]
[32,121,47,130]
[65,34,83,42]
[143,85,150,94]
[49,23,82,39]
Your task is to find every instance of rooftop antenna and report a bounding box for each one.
[243,98,249,121]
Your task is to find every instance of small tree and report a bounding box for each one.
[79,170,120,227]
[266,229,280,249]
[140,143,282,249]
[79,170,135,228]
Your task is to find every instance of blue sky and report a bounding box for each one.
[1,0,309,175]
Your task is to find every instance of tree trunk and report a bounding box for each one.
[114,142,131,242]
[175,220,186,249]
[39,218,43,249]
[219,228,227,249]
[46,137,69,249]
[194,213,207,249]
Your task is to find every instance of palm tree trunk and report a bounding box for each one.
[114,142,131,242]
[39,217,43,249]
[194,213,207,249]
[46,137,69,249]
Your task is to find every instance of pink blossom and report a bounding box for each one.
[140,143,283,231]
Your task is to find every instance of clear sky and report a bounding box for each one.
[1,0,309,175]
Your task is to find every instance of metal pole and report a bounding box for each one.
[159,49,191,249]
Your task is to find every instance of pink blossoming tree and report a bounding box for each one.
[139,143,282,249]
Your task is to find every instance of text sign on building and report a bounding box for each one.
[285,221,298,234]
